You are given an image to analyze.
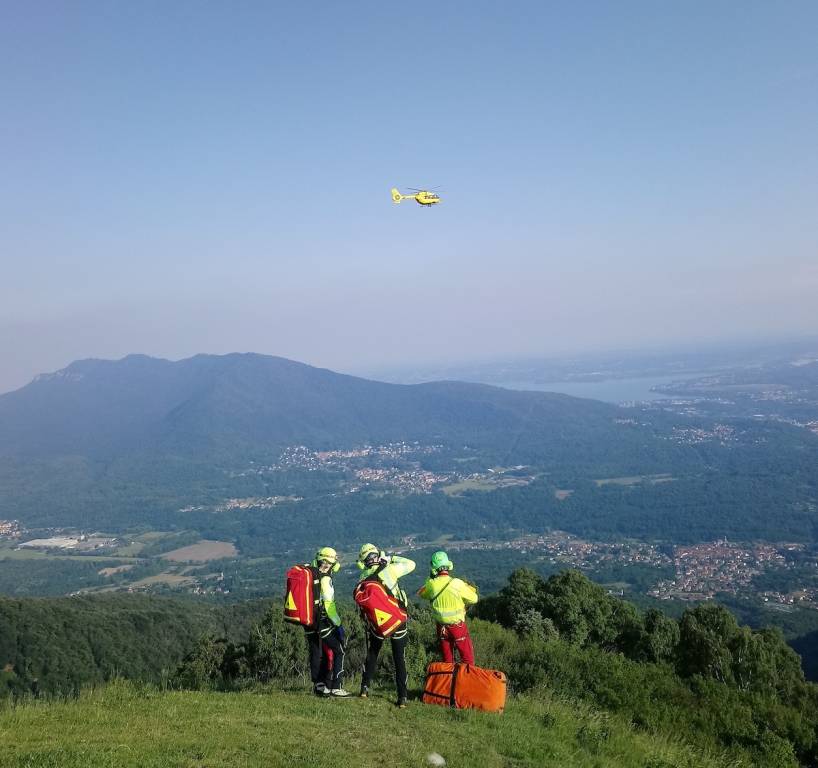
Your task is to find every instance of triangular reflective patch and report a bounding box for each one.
[286,591,296,610]
[374,608,392,626]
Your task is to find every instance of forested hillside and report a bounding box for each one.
[2,353,817,548]
[0,353,696,529]
[0,595,267,696]
[0,353,638,461]
[2,571,816,766]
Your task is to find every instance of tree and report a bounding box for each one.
[633,608,680,664]
[677,603,738,683]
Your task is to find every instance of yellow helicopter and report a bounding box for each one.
[391,187,441,207]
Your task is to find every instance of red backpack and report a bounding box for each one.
[284,564,320,627]
[353,577,408,639]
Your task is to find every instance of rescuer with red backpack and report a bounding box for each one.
[354,543,415,707]
[284,547,350,697]
[417,551,478,665]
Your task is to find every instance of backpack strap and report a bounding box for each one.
[366,562,405,604]
[368,561,388,580]
[429,576,454,606]
[307,564,321,627]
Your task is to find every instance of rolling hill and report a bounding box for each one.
[0,353,691,529]
[0,352,644,461]
[1,353,816,548]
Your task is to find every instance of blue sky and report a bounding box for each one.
[1,2,817,392]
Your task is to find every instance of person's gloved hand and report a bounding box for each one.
[336,625,346,647]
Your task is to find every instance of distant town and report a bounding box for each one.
[2,514,817,607]
[225,442,536,501]
[0,519,21,538]
[401,530,818,609]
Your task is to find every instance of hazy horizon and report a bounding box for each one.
[2,3,817,395]
[3,332,817,398]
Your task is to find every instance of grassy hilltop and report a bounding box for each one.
[0,680,731,768]
[4,573,817,766]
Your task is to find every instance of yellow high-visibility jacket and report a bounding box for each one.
[418,575,478,625]
[318,574,341,636]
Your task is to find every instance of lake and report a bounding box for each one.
[497,374,701,404]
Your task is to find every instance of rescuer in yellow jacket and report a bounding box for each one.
[417,551,478,664]
[357,543,415,707]
[310,547,350,697]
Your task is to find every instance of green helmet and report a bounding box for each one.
[430,550,453,574]
[314,546,340,573]
[357,543,381,569]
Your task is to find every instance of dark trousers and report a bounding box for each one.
[362,628,408,700]
[306,628,345,690]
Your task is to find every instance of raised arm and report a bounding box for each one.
[386,555,416,579]
[458,579,479,606]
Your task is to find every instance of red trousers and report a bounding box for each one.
[437,621,475,665]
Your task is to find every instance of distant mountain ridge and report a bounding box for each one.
[0,352,701,531]
[0,352,625,462]
[2,352,817,551]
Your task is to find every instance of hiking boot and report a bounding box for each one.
[397,697,408,709]
[330,688,351,697]
[359,684,369,698]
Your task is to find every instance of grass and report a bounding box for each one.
[0,545,131,564]
[135,532,174,542]
[162,540,238,563]
[0,680,738,768]
[441,479,496,496]
[97,565,135,577]
[114,541,146,557]
[126,571,198,588]
[594,474,675,488]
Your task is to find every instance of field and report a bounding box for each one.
[126,572,198,589]
[594,474,675,488]
[113,540,146,557]
[97,564,134,577]
[0,680,732,768]
[441,479,496,496]
[161,540,238,562]
[0,544,129,564]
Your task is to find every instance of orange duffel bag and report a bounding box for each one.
[422,661,507,714]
